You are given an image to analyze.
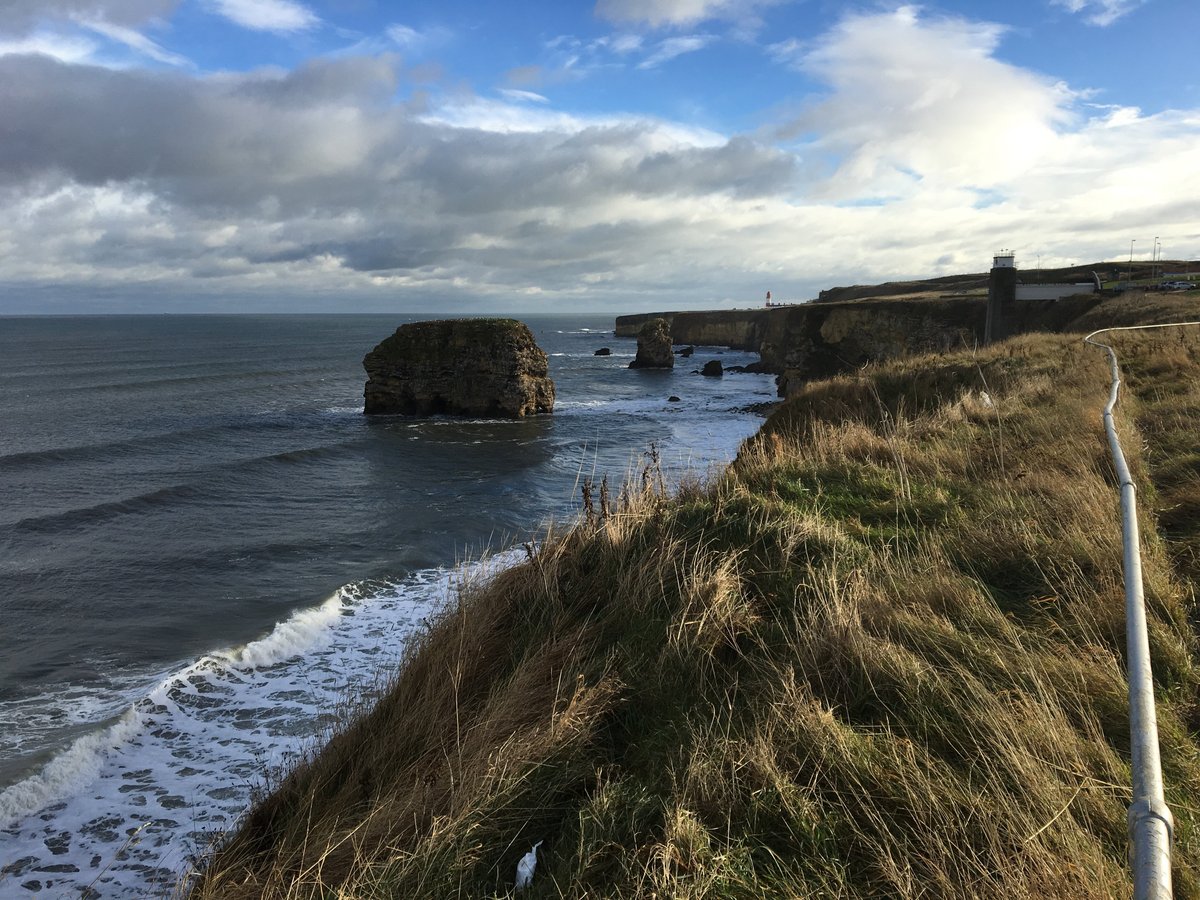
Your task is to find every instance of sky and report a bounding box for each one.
[0,0,1197,314]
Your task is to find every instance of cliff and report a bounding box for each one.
[615,309,769,351]
[616,294,1102,393]
[363,318,554,417]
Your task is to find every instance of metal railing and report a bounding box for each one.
[1084,321,1200,899]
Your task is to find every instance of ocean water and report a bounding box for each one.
[0,314,776,896]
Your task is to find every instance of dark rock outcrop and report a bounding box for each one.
[363,318,554,417]
[594,347,611,356]
[676,346,694,357]
[628,318,674,369]
[700,360,723,377]
[668,395,681,402]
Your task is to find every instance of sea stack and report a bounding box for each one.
[363,318,555,417]
[628,317,674,369]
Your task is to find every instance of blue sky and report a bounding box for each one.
[1,0,1197,312]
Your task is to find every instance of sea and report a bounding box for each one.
[0,314,776,897]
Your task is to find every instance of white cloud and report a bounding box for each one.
[607,33,643,54]
[80,18,188,65]
[384,23,450,54]
[594,0,785,28]
[1051,0,1147,27]
[765,36,802,65]
[637,34,714,68]
[0,32,98,63]
[207,0,318,34]
[0,0,175,31]
[1,8,1199,312]
[783,6,1073,193]
[386,24,422,48]
[498,88,550,104]
[422,94,726,147]
[535,31,708,79]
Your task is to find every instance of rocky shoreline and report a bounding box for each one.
[617,292,1101,394]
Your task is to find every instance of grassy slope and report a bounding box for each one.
[194,295,1200,899]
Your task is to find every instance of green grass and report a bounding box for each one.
[191,295,1200,899]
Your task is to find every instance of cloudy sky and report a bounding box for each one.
[1,0,1197,313]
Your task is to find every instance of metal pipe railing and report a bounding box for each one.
[1084,321,1200,899]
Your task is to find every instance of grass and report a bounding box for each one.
[191,294,1200,898]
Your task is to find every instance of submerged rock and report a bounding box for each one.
[677,346,694,358]
[594,347,611,356]
[363,318,555,417]
[628,318,674,369]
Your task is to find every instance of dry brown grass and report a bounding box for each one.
[191,297,1200,898]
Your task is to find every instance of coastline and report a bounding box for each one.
[0,317,778,897]
[190,291,1200,897]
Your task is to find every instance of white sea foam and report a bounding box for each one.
[0,707,146,827]
[0,573,447,895]
[213,594,343,670]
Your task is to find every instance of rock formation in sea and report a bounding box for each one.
[594,347,611,356]
[362,318,555,417]
[628,318,674,369]
[700,360,723,377]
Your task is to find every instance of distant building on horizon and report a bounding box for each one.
[985,250,1096,343]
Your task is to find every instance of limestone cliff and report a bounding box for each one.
[615,294,1102,396]
[766,299,982,394]
[616,310,768,351]
[363,319,555,417]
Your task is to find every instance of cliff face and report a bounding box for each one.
[363,318,555,417]
[615,310,768,351]
[616,295,1103,395]
[769,298,984,393]
[614,303,976,383]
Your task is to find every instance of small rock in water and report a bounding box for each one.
[594,347,611,356]
[700,360,723,377]
[668,395,681,402]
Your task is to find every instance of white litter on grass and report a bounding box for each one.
[515,840,543,890]
[980,390,994,408]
